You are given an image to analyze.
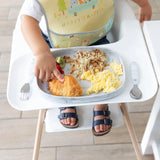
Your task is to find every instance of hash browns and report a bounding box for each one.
[63,49,108,79]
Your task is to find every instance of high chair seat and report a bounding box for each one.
[7,0,158,160]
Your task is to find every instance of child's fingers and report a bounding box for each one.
[139,14,145,23]
[39,70,46,80]
[54,69,64,82]
[34,68,40,78]
[139,14,151,23]
[145,14,151,21]
[45,71,52,81]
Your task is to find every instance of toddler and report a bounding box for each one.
[21,0,152,136]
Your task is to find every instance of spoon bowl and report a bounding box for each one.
[130,84,142,99]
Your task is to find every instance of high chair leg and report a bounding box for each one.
[120,103,143,160]
[32,109,47,160]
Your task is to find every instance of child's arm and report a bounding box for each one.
[21,15,64,82]
[131,0,152,23]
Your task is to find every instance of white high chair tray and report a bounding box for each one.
[7,20,158,111]
[37,47,125,103]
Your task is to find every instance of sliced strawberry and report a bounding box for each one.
[56,62,64,74]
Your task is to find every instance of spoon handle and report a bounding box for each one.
[130,61,139,85]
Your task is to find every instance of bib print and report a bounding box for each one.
[37,0,114,48]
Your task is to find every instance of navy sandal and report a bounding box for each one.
[92,108,112,136]
[58,107,79,128]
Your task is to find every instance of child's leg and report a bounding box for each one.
[93,104,112,136]
[58,107,78,128]
[59,108,76,126]
[90,37,112,135]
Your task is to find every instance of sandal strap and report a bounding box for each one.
[93,118,112,127]
[93,110,110,117]
[58,112,78,120]
[58,107,78,120]
[59,107,76,111]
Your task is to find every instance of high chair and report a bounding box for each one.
[7,0,158,160]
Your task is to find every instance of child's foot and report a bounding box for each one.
[92,104,112,136]
[58,107,79,128]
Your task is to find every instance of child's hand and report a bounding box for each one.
[139,1,152,23]
[34,53,64,82]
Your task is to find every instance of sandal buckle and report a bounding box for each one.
[63,113,67,118]
[104,119,107,124]
[60,113,68,119]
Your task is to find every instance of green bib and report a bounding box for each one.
[37,0,114,48]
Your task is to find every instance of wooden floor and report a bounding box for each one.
[0,0,160,159]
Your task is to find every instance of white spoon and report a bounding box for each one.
[130,61,142,99]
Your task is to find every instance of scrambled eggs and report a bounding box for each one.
[110,62,123,76]
[81,62,123,94]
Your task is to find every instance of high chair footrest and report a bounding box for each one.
[45,104,124,133]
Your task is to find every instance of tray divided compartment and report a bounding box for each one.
[37,46,125,103]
